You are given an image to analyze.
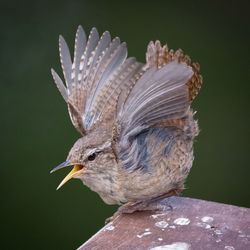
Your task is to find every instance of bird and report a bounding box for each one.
[50,25,202,215]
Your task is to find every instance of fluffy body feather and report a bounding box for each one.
[51,26,202,208]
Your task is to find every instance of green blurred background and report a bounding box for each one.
[1,0,249,249]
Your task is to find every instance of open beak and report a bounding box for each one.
[50,161,84,190]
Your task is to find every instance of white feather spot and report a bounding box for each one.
[173,217,190,225]
[78,74,82,81]
[155,220,169,229]
[150,242,191,250]
[79,61,84,70]
[201,216,214,223]
[158,238,163,241]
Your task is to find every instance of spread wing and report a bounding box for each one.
[118,60,193,146]
[51,26,144,135]
[117,41,202,171]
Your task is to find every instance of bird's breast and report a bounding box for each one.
[79,166,127,205]
[79,137,194,205]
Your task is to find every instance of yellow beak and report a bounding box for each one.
[56,165,84,190]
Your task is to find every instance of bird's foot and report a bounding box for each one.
[119,198,173,214]
[105,215,116,224]
[105,201,139,224]
[106,189,183,223]
[117,188,183,214]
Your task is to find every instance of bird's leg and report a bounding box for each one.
[121,188,183,213]
[142,188,184,211]
[105,201,140,224]
[106,188,183,223]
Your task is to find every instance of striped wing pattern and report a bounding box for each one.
[51,26,143,134]
[51,27,202,174]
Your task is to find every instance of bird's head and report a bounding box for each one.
[50,130,117,191]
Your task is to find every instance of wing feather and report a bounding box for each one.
[118,61,193,145]
[83,31,111,86]
[51,26,142,134]
[51,68,68,102]
[72,25,86,87]
[51,27,200,142]
[92,58,144,123]
[59,35,72,89]
[78,27,99,84]
[84,40,127,128]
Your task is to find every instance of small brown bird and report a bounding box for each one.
[50,26,202,214]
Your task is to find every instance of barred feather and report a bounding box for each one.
[118,61,193,149]
[51,26,201,150]
[51,26,141,134]
[146,40,202,101]
[59,35,72,89]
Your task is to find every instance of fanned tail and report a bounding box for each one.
[146,40,202,101]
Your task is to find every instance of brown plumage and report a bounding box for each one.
[50,26,202,214]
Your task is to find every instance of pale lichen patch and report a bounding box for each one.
[151,213,167,219]
[150,242,191,250]
[201,216,214,223]
[214,229,223,235]
[173,217,190,226]
[137,231,152,238]
[155,220,169,229]
[169,225,176,229]
[224,246,235,250]
[105,224,115,231]
[196,222,211,229]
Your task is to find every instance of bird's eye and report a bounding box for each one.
[87,153,97,161]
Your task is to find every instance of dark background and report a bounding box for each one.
[1,0,249,249]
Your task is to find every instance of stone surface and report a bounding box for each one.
[78,196,250,250]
